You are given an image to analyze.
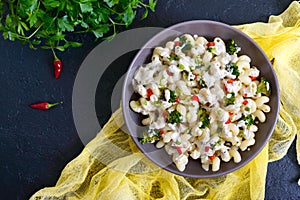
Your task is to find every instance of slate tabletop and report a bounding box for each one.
[0,0,299,199]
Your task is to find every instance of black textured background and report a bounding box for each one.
[0,0,299,199]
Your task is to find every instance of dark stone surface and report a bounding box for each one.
[0,0,299,199]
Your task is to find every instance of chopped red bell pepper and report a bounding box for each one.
[249,76,256,81]
[176,146,182,155]
[225,118,231,124]
[242,100,249,105]
[147,88,153,98]
[208,155,215,160]
[174,41,180,46]
[191,95,199,102]
[206,42,215,47]
[205,146,210,152]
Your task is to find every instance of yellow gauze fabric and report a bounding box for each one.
[30,2,300,200]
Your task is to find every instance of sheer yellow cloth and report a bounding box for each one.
[30,2,300,200]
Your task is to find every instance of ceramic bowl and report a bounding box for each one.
[122,20,280,178]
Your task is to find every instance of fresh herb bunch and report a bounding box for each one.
[0,0,157,51]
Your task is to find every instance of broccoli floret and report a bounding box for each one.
[241,115,254,126]
[161,89,177,103]
[226,39,240,55]
[169,90,177,103]
[208,46,217,54]
[181,43,192,53]
[179,35,187,45]
[139,130,160,144]
[257,77,271,96]
[198,108,210,129]
[225,62,240,76]
[198,79,207,88]
[168,110,182,124]
[169,51,179,61]
[224,92,235,106]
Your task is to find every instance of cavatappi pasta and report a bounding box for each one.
[130,34,271,172]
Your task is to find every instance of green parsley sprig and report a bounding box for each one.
[0,0,157,51]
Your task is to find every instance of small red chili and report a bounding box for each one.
[52,49,62,79]
[146,88,153,98]
[29,101,62,110]
[206,42,215,47]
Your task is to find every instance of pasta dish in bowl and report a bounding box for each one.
[122,20,279,178]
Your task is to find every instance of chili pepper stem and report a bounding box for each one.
[47,101,63,109]
[51,48,59,61]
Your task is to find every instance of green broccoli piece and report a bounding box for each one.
[168,110,182,124]
[257,77,271,96]
[225,62,240,76]
[179,35,187,46]
[198,108,210,129]
[224,93,236,106]
[226,39,240,55]
[241,115,254,126]
[198,79,207,88]
[169,52,179,61]
[169,90,177,103]
[139,130,160,144]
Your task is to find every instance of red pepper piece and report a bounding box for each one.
[249,76,256,81]
[208,155,215,160]
[228,112,233,116]
[205,146,210,152]
[206,42,215,47]
[193,74,198,79]
[146,88,153,98]
[166,70,174,76]
[225,118,231,124]
[29,101,62,110]
[175,97,180,103]
[160,130,165,135]
[176,146,182,155]
[174,41,180,46]
[224,84,228,92]
[244,93,248,97]
[191,95,199,102]
[227,79,235,84]
[52,49,62,79]
[242,100,249,105]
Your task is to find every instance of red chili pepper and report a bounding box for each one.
[206,42,215,47]
[227,79,235,84]
[249,76,256,81]
[29,101,62,110]
[242,100,249,105]
[191,95,199,102]
[52,49,62,79]
[208,155,215,160]
[147,88,153,98]
[225,118,231,124]
[174,41,180,46]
